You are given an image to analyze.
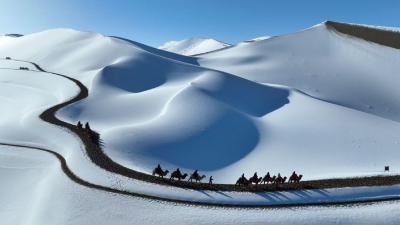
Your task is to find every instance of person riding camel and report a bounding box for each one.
[277,173,282,180]
[193,169,199,177]
[252,172,258,180]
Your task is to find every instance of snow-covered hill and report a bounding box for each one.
[159,37,230,55]
[198,21,400,123]
[1,24,400,184]
[239,35,271,45]
[1,21,400,223]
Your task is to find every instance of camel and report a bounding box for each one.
[262,173,276,184]
[249,172,262,186]
[235,174,250,186]
[188,173,206,182]
[274,174,287,184]
[152,164,169,178]
[289,174,303,183]
[170,169,188,181]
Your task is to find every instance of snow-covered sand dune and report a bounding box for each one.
[1,22,400,225]
[1,23,400,185]
[198,21,400,123]
[159,37,230,55]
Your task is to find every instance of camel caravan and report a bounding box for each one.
[153,164,211,184]
[236,172,303,186]
[152,164,302,187]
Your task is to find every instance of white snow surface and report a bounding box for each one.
[239,35,272,45]
[159,37,230,55]
[3,146,400,225]
[198,23,400,123]
[1,26,400,183]
[1,24,400,224]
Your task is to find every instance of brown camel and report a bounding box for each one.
[235,174,250,186]
[262,173,276,184]
[289,174,303,183]
[274,174,287,184]
[249,172,262,186]
[170,169,188,181]
[188,170,206,182]
[236,177,250,186]
[152,165,169,178]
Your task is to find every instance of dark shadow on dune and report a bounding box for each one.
[110,36,199,65]
[215,191,233,199]
[95,53,170,93]
[194,74,290,117]
[143,110,260,171]
[254,189,334,204]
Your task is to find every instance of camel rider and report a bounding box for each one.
[193,169,199,177]
[156,164,162,172]
[241,173,245,179]
[277,173,282,180]
[292,171,297,179]
[176,168,181,176]
[209,176,213,184]
[253,172,258,179]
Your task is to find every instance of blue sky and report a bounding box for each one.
[1,0,399,47]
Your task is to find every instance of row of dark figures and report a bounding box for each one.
[153,164,303,186]
[236,172,303,186]
[152,164,214,184]
[76,121,100,146]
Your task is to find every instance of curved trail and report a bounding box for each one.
[2,58,400,208]
[2,142,400,209]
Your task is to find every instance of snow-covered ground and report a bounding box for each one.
[1,24,400,183]
[1,21,400,224]
[238,35,272,45]
[3,146,400,225]
[159,37,230,55]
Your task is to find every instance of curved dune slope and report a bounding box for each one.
[1,27,400,183]
[198,22,400,123]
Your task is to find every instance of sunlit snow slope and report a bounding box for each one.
[1,22,400,184]
[198,22,400,123]
[159,38,230,55]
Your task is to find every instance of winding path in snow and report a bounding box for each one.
[2,58,400,208]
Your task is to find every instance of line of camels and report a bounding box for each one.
[152,164,207,183]
[152,164,303,185]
